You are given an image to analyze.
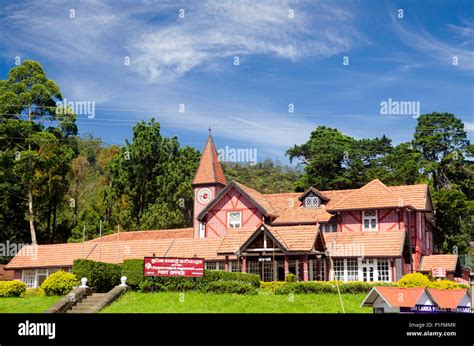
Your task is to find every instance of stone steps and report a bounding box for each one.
[66,293,108,313]
[65,288,126,313]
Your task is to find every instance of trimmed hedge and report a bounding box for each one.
[274,281,397,295]
[203,281,257,295]
[398,273,431,288]
[203,270,260,288]
[122,259,144,288]
[41,271,78,296]
[72,259,121,293]
[260,281,287,292]
[122,259,261,291]
[0,280,27,297]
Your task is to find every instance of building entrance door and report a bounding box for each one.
[361,259,376,282]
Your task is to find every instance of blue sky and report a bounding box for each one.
[0,0,473,163]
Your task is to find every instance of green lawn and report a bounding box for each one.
[102,291,371,313]
[0,295,62,313]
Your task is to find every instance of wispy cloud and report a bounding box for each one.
[391,14,474,71]
[128,0,363,82]
[448,23,474,46]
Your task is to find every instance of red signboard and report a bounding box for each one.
[143,257,205,277]
[431,267,447,278]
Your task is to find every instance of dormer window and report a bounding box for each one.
[299,187,329,208]
[305,196,320,208]
[228,211,242,228]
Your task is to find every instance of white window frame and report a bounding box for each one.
[304,196,320,207]
[229,261,240,272]
[21,267,62,288]
[322,224,337,233]
[332,258,392,282]
[199,222,206,238]
[227,211,242,229]
[418,213,423,240]
[426,231,430,250]
[362,210,378,231]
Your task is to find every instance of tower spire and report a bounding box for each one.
[192,129,226,187]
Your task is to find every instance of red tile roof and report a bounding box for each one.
[324,230,406,257]
[217,228,257,254]
[266,225,321,252]
[419,255,458,272]
[426,288,468,309]
[234,181,277,216]
[362,287,425,307]
[6,238,227,269]
[262,181,428,224]
[217,225,321,254]
[88,228,193,242]
[329,179,405,211]
[192,134,227,186]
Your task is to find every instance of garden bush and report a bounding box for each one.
[285,273,297,282]
[0,280,27,297]
[398,273,431,288]
[202,281,257,295]
[24,287,45,297]
[203,270,260,288]
[274,281,397,295]
[260,281,287,292]
[428,280,461,289]
[40,271,78,296]
[72,259,121,292]
[121,260,260,292]
[122,259,144,288]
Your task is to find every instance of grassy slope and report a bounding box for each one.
[0,296,62,313]
[102,291,371,313]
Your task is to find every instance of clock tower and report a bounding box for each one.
[192,130,227,238]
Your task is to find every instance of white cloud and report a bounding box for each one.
[465,122,474,132]
[128,0,363,82]
[0,0,365,155]
[391,16,474,71]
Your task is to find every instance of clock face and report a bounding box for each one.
[197,188,213,204]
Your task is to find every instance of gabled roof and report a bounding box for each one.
[192,133,227,186]
[419,254,458,272]
[266,225,324,252]
[88,228,193,242]
[324,230,406,257]
[389,184,428,210]
[361,287,425,308]
[217,224,324,254]
[328,179,417,211]
[216,228,257,254]
[298,187,330,202]
[426,288,468,309]
[197,180,277,221]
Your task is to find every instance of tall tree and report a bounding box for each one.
[0,60,76,244]
[413,112,469,191]
[108,119,199,231]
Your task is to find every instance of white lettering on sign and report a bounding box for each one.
[18,320,56,339]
